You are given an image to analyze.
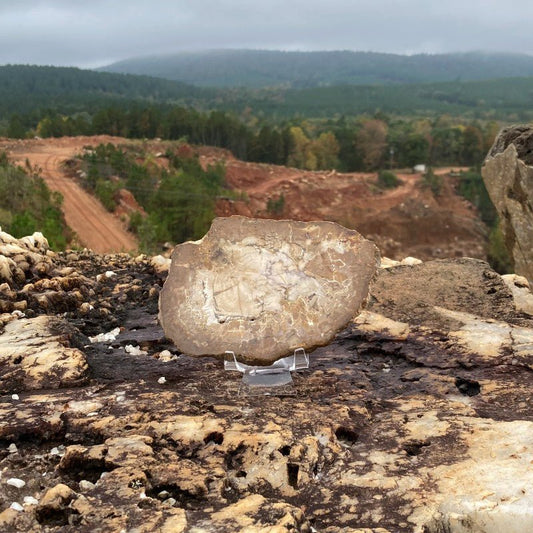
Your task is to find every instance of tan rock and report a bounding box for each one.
[38,483,76,509]
[482,126,533,284]
[160,216,379,364]
[160,510,187,533]
[0,316,88,393]
[502,274,533,316]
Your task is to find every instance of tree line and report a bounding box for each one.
[7,106,499,172]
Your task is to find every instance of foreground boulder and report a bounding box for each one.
[159,216,380,365]
[482,125,533,283]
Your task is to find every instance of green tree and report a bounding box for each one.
[377,170,401,189]
[7,114,26,139]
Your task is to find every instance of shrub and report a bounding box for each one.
[422,167,443,196]
[0,164,69,250]
[377,170,401,189]
[267,194,285,215]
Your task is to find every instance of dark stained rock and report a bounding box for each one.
[370,257,515,329]
[159,216,379,365]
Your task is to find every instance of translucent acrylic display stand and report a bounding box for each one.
[224,348,309,395]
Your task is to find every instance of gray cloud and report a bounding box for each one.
[0,0,532,67]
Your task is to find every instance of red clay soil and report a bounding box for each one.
[0,137,486,260]
[210,155,485,261]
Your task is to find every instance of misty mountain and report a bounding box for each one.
[99,49,533,88]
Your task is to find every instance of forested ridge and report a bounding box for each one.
[101,49,533,88]
[2,65,533,126]
[0,64,526,174]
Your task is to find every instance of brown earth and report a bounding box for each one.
[0,137,484,260]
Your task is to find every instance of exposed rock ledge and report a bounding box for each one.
[0,231,532,532]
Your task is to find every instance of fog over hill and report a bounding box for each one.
[100,49,533,88]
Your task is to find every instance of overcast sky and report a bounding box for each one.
[1,0,532,68]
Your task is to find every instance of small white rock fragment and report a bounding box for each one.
[125,344,148,356]
[79,480,95,491]
[401,256,423,266]
[8,443,17,454]
[158,350,177,362]
[23,496,38,505]
[7,478,26,488]
[11,394,19,400]
[158,376,167,385]
[105,271,116,278]
[139,492,147,499]
[50,445,65,457]
[10,502,23,511]
[89,327,121,343]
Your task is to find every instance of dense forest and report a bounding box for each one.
[101,49,533,88]
[4,103,499,173]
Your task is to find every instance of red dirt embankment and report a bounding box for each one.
[208,154,484,261]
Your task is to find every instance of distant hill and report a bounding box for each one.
[243,77,533,119]
[0,64,211,117]
[2,64,533,123]
[100,49,533,88]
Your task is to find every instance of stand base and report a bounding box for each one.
[224,348,309,396]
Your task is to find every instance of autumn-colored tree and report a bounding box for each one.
[313,132,340,170]
[355,119,388,170]
[288,126,316,169]
[482,121,501,154]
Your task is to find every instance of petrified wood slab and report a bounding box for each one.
[159,216,379,365]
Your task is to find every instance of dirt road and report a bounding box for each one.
[2,137,138,254]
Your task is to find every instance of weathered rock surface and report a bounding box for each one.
[159,216,380,364]
[1,229,533,532]
[0,316,89,393]
[482,125,533,283]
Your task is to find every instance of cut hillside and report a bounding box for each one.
[0,137,486,261]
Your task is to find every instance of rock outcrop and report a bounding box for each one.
[1,229,533,532]
[482,125,533,283]
[159,216,379,364]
